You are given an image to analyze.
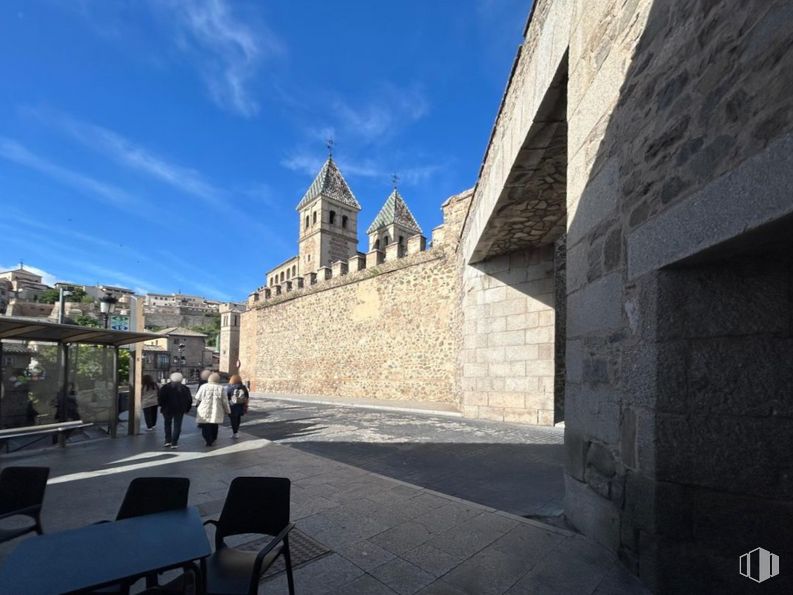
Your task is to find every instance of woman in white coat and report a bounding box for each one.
[194,372,230,446]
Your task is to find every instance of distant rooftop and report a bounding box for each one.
[156,326,208,337]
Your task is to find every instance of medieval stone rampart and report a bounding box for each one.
[239,190,472,405]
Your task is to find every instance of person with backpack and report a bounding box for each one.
[194,372,230,447]
[141,374,160,431]
[226,374,249,439]
[158,372,192,448]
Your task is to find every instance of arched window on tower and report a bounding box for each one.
[329,210,336,225]
[374,239,380,251]
[312,211,317,225]
[292,265,296,276]
[280,271,284,282]
[383,235,390,246]
[342,215,348,229]
[286,269,290,280]
[305,215,309,230]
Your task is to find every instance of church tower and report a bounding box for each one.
[367,187,422,256]
[297,156,361,275]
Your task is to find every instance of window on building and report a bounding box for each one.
[293,265,296,276]
[329,210,336,225]
[342,215,348,229]
[374,239,380,250]
[305,215,309,230]
[313,211,317,225]
[286,269,291,280]
[280,272,284,282]
[384,235,390,245]
[399,235,404,246]
[308,254,311,262]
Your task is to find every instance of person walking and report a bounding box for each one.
[226,375,249,439]
[158,372,192,448]
[195,372,230,447]
[141,374,160,431]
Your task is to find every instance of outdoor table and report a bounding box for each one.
[0,507,211,593]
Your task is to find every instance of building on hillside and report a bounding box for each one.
[218,303,244,375]
[0,279,11,314]
[0,267,49,302]
[144,326,208,381]
[143,293,222,329]
[141,344,171,382]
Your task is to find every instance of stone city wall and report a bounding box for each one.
[239,190,472,406]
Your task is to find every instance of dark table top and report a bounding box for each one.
[0,507,211,594]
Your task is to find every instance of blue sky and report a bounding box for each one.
[0,0,531,302]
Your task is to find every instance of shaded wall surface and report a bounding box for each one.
[563,0,793,592]
[459,0,793,592]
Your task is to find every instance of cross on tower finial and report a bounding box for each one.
[326,137,335,159]
[392,173,399,190]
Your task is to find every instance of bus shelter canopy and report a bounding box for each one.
[0,317,161,346]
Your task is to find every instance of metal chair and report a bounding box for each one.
[0,466,49,544]
[116,477,190,520]
[203,477,295,595]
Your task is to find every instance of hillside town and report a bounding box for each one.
[0,263,243,382]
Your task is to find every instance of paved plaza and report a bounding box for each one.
[244,395,566,519]
[0,396,647,594]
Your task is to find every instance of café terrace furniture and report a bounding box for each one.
[0,507,211,594]
[0,466,50,544]
[114,477,191,521]
[93,477,191,592]
[203,477,296,595]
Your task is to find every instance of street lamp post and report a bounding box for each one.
[99,295,118,329]
[58,287,72,324]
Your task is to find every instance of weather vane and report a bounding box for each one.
[326,137,335,159]
[392,173,399,190]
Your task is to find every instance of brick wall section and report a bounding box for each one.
[460,245,556,425]
[239,190,472,406]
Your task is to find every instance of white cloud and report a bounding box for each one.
[331,84,429,145]
[20,108,282,239]
[28,109,225,209]
[281,152,441,186]
[0,137,149,216]
[157,0,283,117]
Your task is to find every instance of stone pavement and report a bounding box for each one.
[0,407,648,594]
[244,395,566,519]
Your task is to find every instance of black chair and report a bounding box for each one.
[89,477,191,594]
[0,466,49,544]
[203,477,295,595]
[116,477,190,520]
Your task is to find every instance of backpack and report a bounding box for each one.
[230,387,248,406]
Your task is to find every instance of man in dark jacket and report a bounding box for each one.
[158,372,192,448]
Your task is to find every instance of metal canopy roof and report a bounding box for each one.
[0,316,163,346]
